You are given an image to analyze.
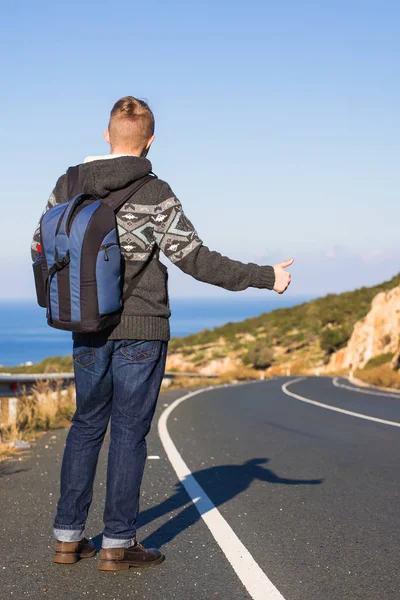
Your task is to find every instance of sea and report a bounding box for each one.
[0,296,310,367]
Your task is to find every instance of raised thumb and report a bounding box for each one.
[278,257,294,269]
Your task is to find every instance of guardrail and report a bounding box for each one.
[0,371,217,397]
[0,370,218,431]
[0,373,75,397]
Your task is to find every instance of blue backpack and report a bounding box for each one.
[33,166,156,332]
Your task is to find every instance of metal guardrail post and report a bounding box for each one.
[0,397,18,426]
[0,397,18,442]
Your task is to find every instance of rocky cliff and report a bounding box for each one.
[326,286,400,372]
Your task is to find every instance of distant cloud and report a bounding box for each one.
[325,249,337,258]
[250,245,399,297]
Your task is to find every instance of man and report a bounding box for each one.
[31,96,293,571]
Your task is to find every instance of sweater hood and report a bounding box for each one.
[78,156,153,198]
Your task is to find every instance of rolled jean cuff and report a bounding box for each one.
[54,527,85,542]
[102,535,135,549]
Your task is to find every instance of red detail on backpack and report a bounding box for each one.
[37,243,41,253]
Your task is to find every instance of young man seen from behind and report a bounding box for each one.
[31,96,293,570]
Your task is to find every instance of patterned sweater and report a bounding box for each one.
[31,155,275,341]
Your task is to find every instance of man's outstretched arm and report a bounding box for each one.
[156,182,293,294]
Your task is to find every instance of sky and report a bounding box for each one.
[1,0,399,300]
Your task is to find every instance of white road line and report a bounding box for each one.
[332,377,400,399]
[158,384,286,600]
[282,378,400,428]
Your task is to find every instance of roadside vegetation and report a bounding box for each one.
[355,353,400,390]
[168,273,400,373]
[170,273,400,354]
[0,355,73,374]
[0,380,75,460]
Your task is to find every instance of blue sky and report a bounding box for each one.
[1,0,399,299]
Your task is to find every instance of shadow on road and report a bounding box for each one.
[0,460,30,479]
[137,457,323,549]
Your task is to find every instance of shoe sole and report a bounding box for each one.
[53,549,96,564]
[97,555,164,571]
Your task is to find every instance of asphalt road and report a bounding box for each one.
[0,376,399,600]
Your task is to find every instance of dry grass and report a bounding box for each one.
[168,365,263,389]
[0,380,76,461]
[217,365,262,382]
[166,376,218,389]
[354,364,400,390]
[0,438,18,461]
[17,380,76,431]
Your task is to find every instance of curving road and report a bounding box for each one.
[0,376,399,599]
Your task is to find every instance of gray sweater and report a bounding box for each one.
[31,156,275,341]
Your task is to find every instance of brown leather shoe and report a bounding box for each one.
[53,537,96,564]
[97,541,164,571]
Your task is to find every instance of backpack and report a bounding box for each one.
[33,165,157,332]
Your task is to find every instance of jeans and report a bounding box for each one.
[53,337,168,548]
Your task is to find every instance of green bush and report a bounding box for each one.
[243,343,274,369]
[363,353,394,370]
[192,352,206,365]
[210,350,227,360]
[286,331,306,344]
[320,326,351,354]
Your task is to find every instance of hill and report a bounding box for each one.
[167,273,400,376]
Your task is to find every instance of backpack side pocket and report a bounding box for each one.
[33,254,47,308]
[96,230,122,316]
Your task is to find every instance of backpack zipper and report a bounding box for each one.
[100,243,118,261]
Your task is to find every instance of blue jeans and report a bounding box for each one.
[53,337,168,548]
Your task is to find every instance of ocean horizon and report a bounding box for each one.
[0,296,311,367]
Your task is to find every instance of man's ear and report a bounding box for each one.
[104,129,111,146]
[140,135,155,158]
[145,135,155,150]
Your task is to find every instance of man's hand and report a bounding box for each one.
[273,258,294,294]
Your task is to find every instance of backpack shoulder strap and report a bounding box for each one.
[66,165,80,200]
[103,173,158,212]
[122,247,156,302]
[107,173,158,301]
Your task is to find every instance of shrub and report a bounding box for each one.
[192,352,206,365]
[0,380,76,460]
[210,350,227,360]
[219,366,260,381]
[320,326,351,354]
[354,364,400,389]
[16,380,76,431]
[364,353,394,370]
[243,343,274,369]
